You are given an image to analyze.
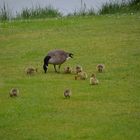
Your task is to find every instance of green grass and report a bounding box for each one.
[0,14,140,140]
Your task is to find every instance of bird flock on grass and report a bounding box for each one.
[9,49,105,99]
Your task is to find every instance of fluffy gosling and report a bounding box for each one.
[90,74,99,85]
[64,89,71,98]
[9,88,19,97]
[97,64,105,73]
[75,65,83,74]
[64,66,72,74]
[26,67,37,75]
[75,71,88,80]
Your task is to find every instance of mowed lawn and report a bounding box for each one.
[0,14,140,140]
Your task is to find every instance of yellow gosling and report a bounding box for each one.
[90,74,99,85]
[64,66,72,74]
[75,65,83,74]
[9,88,19,97]
[97,64,105,73]
[75,71,88,80]
[64,89,71,98]
[26,67,37,75]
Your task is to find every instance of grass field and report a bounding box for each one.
[0,14,140,140]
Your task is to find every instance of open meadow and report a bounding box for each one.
[0,14,140,139]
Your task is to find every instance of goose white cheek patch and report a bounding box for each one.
[66,57,71,60]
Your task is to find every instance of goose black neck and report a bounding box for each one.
[43,56,51,73]
[69,53,73,58]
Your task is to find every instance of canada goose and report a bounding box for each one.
[64,89,71,98]
[9,88,19,97]
[64,66,72,74]
[75,65,83,74]
[97,64,105,73]
[43,49,73,73]
[90,74,99,85]
[26,67,37,75]
[75,71,88,80]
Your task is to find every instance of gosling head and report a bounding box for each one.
[91,73,96,78]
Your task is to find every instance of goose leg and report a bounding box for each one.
[54,65,58,72]
[58,65,61,72]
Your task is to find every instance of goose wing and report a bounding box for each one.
[47,50,68,64]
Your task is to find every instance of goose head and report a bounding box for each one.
[69,53,74,58]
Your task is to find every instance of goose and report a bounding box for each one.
[90,74,99,85]
[43,49,73,73]
[9,88,19,97]
[97,64,105,73]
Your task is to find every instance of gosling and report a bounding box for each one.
[90,74,99,85]
[75,71,88,80]
[97,64,105,73]
[64,89,71,98]
[26,67,37,75]
[9,88,19,97]
[75,65,83,74]
[64,66,72,74]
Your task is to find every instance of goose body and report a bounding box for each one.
[43,49,73,73]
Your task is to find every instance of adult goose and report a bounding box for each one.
[43,49,73,73]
